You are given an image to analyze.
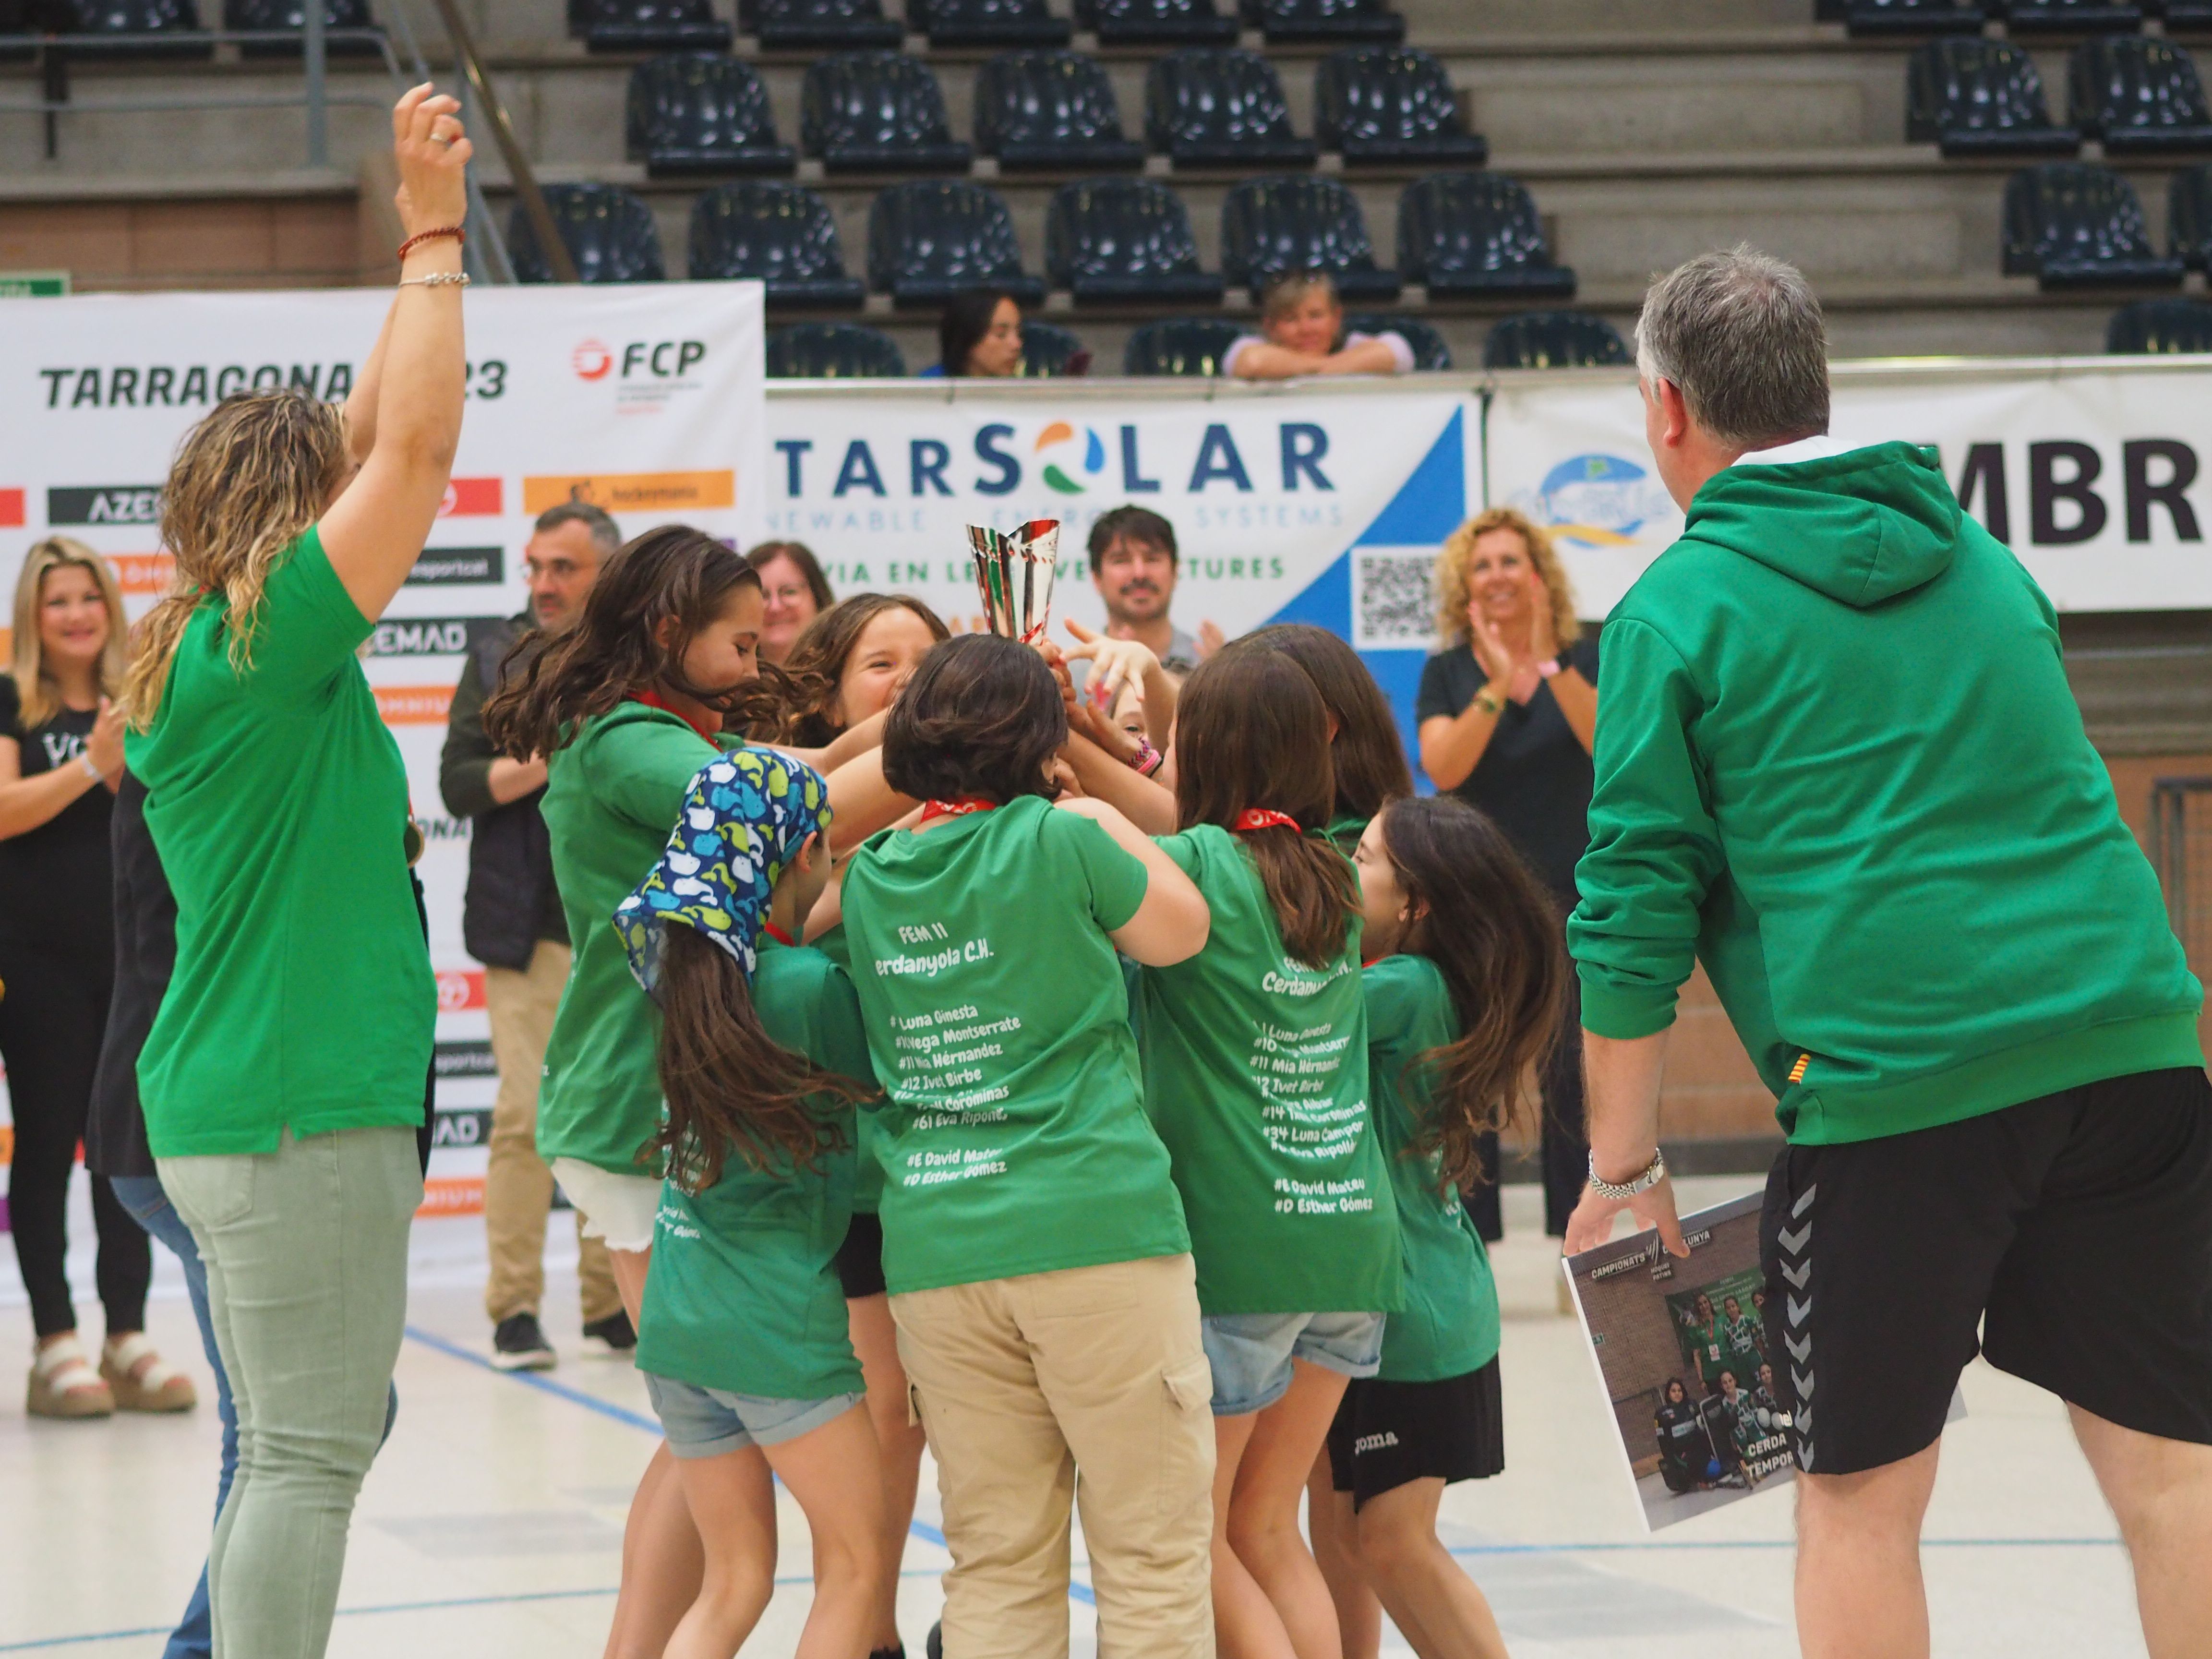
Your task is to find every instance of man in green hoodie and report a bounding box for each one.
[1561,246,2212,1659]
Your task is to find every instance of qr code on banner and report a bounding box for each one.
[1353,548,1438,651]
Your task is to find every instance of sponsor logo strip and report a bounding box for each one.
[0,489,23,528]
[408,547,505,586]
[523,470,734,514]
[375,685,455,724]
[418,1177,485,1218]
[48,485,162,526]
[105,553,174,595]
[439,477,503,517]
[436,969,487,1012]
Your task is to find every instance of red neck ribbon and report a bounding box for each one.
[631,688,722,745]
[1233,808,1300,834]
[761,921,796,948]
[920,796,998,827]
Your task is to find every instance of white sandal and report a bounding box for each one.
[101,1333,197,1413]
[27,1334,115,1419]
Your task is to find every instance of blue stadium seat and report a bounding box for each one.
[1342,311,1450,369]
[1315,48,1485,166]
[2105,297,2212,350]
[509,183,666,284]
[1020,320,1088,375]
[866,180,1046,307]
[768,322,907,377]
[2001,163,2186,288]
[1998,0,2143,33]
[2070,38,2212,156]
[571,0,727,53]
[1906,39,2078,157]
[627,55,796,179]
[1076,0,1237,45]
[2175,163,2212,266]
[913,0,1069,46]
[1221,175,1400,300]
[688,182,866,306]
[1844,0,1984,36]
[63,0,211,57]
[976,50,1145,171]
[226,0,379,57]
[802,52,974,174]
[1243,0,1403,46]
[1481,310,1628,370]
[1046,178,1226,304]
[1123,316,1246,375]
[738,0,900,49]
[1398,172,1574,300]
[1146,49,1318,168]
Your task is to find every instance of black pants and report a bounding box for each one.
[1463,935,1587,1241]
[0,940,148,1339]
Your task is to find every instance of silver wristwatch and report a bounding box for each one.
[1587,1149,1667,1202]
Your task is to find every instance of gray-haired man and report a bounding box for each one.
[1563,246,2212,1658]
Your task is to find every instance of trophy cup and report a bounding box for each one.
[967,519,1060,645]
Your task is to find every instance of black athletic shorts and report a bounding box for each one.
[1760,1064,2212,1478]
[834,1212,888,1299]
[1324,1358,1503,1511]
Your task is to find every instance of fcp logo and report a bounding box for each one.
[571,339,614,381]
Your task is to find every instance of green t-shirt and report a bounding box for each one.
[810,922,882,1217]
[1137,826,1400,1316]
[1324,813,1368,857]
[538,704,730,1176]
[636,937,868,1400]
[1364,954,1499,1381]
[126,527,433,1156]
[841,795,1191,1295]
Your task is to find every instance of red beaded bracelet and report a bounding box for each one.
[397,225,466,263]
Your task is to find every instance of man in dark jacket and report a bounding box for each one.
[440,502,622,1370]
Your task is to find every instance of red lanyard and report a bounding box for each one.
[761,922,796,948]
[630,688,721,745]
[1233,808,1299,833]
[919,796,998,827]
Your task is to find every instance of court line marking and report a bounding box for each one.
[0,1538,2127,1652]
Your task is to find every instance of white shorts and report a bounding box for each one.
[550,1158,662,1254]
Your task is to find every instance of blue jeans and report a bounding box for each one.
[112,1173,400,1659]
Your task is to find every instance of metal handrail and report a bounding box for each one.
[415,0,575,282]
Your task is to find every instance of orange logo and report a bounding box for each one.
[523,471,734,514]
[375,685,455,725]
[436,969,486,1012]
[417,1177,485,1218]
[105,553,174,595]
[572,339,614,381]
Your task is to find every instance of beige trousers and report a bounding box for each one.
[481,941,621,1327]
[892,1252,1215,1659]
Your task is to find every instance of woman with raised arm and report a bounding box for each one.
[119,84,470,1659]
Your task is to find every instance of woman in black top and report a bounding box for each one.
[1415,508,1599,1244]
[0,538,188,1417]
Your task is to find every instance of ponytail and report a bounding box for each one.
[1174,644,1356,969]
[651,925,868,1192]
[1374,795,1566,1194]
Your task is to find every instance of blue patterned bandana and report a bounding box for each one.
[615,747,832,992]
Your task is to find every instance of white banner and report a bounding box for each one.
[1484,358,2212,618]
[0,285,768,1197]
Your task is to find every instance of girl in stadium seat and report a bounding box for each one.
[1226,272,1415,381]
[836,633,1215,1659]
[920,288,1026,379]
[1136,642,1402,1659]
[613,747,886,1659]
[483,525,771,1658]
[1310,794,1567,1659]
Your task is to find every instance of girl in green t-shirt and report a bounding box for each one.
[1310,795,1567,1659]
[613,746,888,1659]
[1138,644,1401,1659]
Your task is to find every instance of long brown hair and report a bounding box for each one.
[484,526,769,759]
[1174,644,1356,968]
[652,924,869,1191]
[768,592,949,747]
[123,390,350,728]
[1241,623,1412,822]
[12,538,128,728]
[1371,795,1565,1193]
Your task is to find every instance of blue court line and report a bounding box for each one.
[1445,1537,2122,1557]
[402,1323,663,1433]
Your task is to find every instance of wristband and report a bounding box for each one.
[77,751,102,783]
[1587,1148,1667,1202]
[397,225,466,263]
[1473,687,1504,717]
[1537,655,1564,679]
[398,272,470,289]
[1130,734,1164,777]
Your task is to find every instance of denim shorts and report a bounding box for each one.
[1201,1310,1386,1417]
[642,1371,865,1460]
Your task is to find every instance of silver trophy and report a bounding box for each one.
[968,519,1060,645]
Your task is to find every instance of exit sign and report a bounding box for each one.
[0,272,69,298]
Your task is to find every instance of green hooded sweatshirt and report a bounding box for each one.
[1569,441,2202,1146]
